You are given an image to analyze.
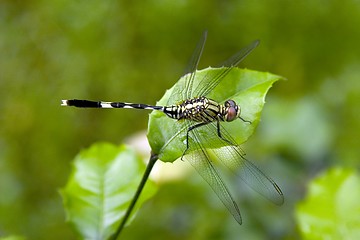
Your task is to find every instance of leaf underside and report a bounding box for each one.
[60,143,157,240]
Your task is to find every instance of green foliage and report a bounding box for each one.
[60,143,157,240]
[1,0,359,239]
[148,68,282,162]
[0,236,26,240]
[296,168,360,240]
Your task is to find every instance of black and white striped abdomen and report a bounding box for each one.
[61,99,163,111]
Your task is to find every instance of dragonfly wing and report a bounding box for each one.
[194,39,259,97]
[183,31,207,99]
[215,145,284,205]
[184,146,242,224]
[166,31,207,105]
[201,123,284,205]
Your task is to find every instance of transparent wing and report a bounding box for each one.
[184,129,242,224]
[200,122,284,205]
[193,40,259,98]
[183,31,207,100]
[166,31,207,105]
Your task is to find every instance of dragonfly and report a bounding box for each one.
[61,31,284,224]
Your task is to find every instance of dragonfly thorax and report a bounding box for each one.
[163,97,241,123]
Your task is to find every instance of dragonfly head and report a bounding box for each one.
[224,100,241,122]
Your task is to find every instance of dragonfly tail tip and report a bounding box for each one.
[61,100,69,106]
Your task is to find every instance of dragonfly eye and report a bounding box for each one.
[225,100,240,122]
[225,100,235,107]
[226,107,237,121]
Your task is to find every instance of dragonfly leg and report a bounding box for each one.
[216,120,237,146]
[181,122,209,160]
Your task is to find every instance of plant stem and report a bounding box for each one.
[111,153,158,239]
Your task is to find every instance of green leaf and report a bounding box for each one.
[296,168,360,239]
[148,68,283,162]
[60,143,157,240]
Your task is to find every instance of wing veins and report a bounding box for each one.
[184,124,242,224]
[200,122,284,205]
[195,40,259,97]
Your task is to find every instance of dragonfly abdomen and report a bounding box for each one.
[61,99,163,111]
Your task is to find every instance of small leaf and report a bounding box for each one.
[60,143,157,240]
[148,68,283,162]
[296,168,360,239]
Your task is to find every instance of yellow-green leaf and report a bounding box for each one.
[148,68,283,162]
[60,143,157,240]
[296,168,360,240]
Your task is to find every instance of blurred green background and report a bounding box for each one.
[1,0,359,239]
